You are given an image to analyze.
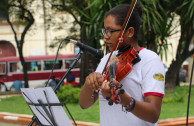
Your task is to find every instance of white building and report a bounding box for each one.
[0,0,77,58]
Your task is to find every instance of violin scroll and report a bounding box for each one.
[106,84,125,105]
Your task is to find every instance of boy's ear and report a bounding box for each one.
[127,27,135,38]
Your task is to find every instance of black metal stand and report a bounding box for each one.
[29,115,41,126]
[28,51,82,126]
[23,91,62,126]
[186,58,194,126]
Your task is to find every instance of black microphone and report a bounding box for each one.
[65,38,104,59]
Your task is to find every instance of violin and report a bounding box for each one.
[101,0,141,105]
[103,45,140,82]
[103,46,140,105]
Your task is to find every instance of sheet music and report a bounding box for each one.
[21,87,73,126]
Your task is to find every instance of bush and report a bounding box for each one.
[57,84,81,104]
[163,86,187,104]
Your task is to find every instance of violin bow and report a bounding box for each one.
[102,0,137,76]
[101,0,138,105]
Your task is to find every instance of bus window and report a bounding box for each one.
[26,61,41,71]
[43,60,63,70]
[65,59,80,69]
[0,63,6,74]
[9,62,22,73]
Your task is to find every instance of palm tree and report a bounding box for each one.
[51,0,171,85]
[51,0,125,84]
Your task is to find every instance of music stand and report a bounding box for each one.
[22,51,82,126]
[21,87,73,126]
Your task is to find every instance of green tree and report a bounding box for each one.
[140,0,176,60]
[0,0,35,88]
[73,0,125,84]
[50,0,123,84]
[91,0,194,90]
[50,0,171,85]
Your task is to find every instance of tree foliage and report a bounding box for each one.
[50,0,122,84]
[50,0,170,84]
[50,0,193,89]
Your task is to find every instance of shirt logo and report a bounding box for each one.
[153,73,164,81]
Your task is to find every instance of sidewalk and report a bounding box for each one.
[0,112,194,126]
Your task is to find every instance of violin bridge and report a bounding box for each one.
[109,55,118,64]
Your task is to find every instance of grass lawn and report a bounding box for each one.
[160,85,194,119]
[0,85,194,123]
[0,95,100,123]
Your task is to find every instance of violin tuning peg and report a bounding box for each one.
[94,90,99,94]
[108,101,113,106]
[106,95,111,100]
[118,84,123,88]
[118,89,125,95]
[116,84,123,90]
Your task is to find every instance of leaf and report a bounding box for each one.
[74,6,91,20]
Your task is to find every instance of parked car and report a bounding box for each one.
[179,67,186,82]
[163,64,186,82]
[163,64,168,73]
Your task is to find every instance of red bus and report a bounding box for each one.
[0,54,80,89]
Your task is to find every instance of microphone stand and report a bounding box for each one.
[54,51,82,93]
[29,51,82,126]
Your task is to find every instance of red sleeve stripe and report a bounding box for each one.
[144,92,164,98]
[138,47,144,52]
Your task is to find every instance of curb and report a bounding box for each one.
[0,91,22,95]
[0,112,99,126]
[0,112,32,125]
[158,117,194,126]
[1,112,194,126]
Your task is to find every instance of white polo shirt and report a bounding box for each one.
[96,48,165,126]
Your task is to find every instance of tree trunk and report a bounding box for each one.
[165,60,182,89]
[5,1,35,88]
[18,48,29,88]
[80,24,89,85]
[146,31,156,51]
[7,18,30,88]
[165,21,193,90]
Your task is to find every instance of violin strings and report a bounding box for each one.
[105,67,110,80]
[115,0,137,52]
[123,0,137,35]
[102,0,137,80]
